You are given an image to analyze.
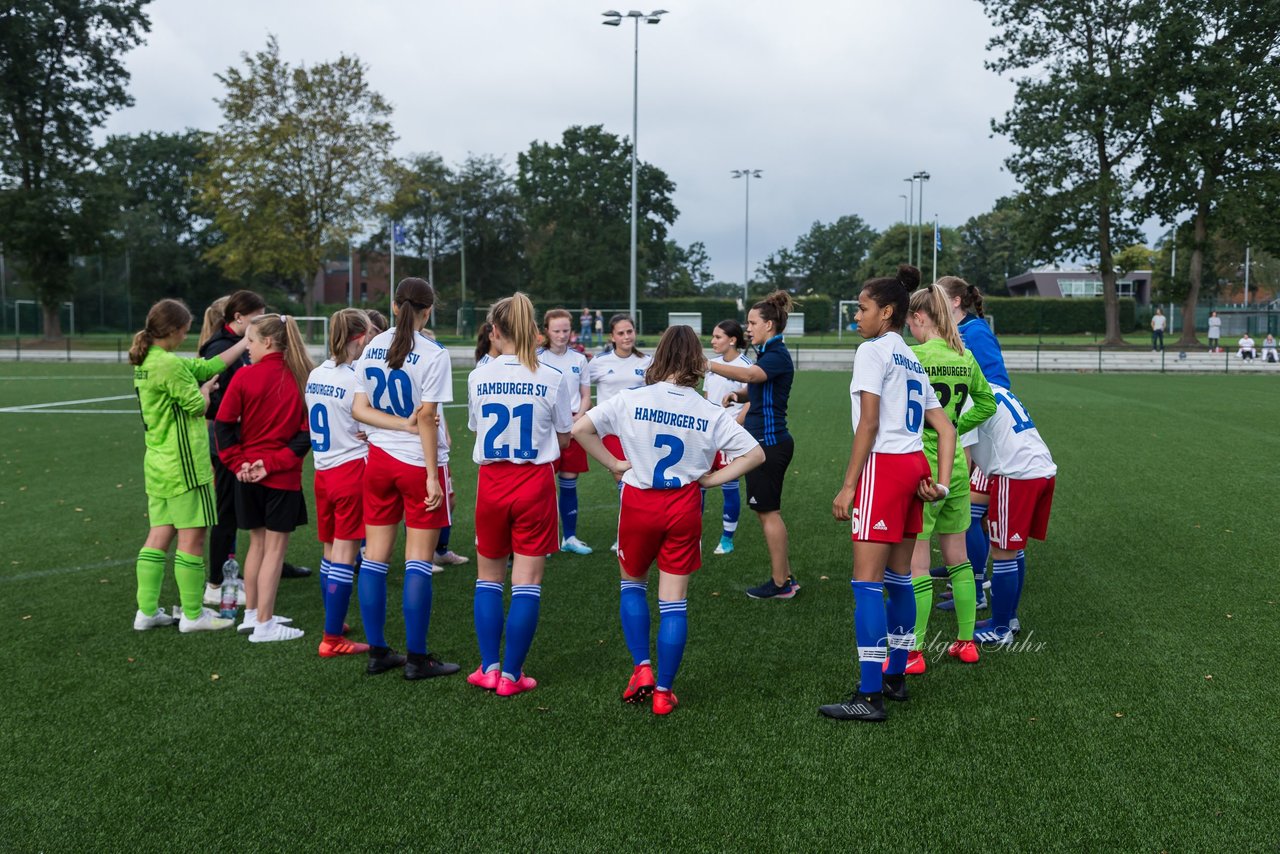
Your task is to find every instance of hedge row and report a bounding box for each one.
[980,297,1137,334]
[633,296,834,335]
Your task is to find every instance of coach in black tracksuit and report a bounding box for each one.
[199,291,312,585]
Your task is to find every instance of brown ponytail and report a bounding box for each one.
[250,314,315,396]
[490,293,540,372]
[936,275,984,318]
[328,308,373,364]
[197,296,229,350]
[388,277,435,370]
[130,299,192,366]
[752,290,794,336]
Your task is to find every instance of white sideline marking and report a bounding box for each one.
[0,375,128,381]
[0,409,141,414]
[0,394,135,412]
[2,557,133,584]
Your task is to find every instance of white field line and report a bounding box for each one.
[2,557,134,584]
[0,394,136,412]
[0,375,129,381]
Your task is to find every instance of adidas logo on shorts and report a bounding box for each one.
[873,520,888,531]
[1011,534,1023,542]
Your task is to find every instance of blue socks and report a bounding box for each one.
[474,580,504,673]
[557,476,579,540]
[1014,549,1026,619]
[883,571,916,676]
[319,557,331,607]
[357,558,389,648]
[990,558,1019,632]
[967,503,989,583]
[435,525,452,556]
[502,584,542,681]
[402,559,434,655]
[656,599,688,692]
[852,581,887,694]
[620,580,651,666]
[324,561,354,636]
[721,481,740,538]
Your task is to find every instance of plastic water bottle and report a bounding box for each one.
[220,554,240,619]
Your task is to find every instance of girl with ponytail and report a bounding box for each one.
[130,298,249,635]
[465,293,575,696]
[704,290,799,599]
[902,285,996,670]
[305,308,377,657]
[822,265,956,723]
[351,277,461,679]
[214,314,315,643]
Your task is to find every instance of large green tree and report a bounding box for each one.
[854,223,966,284]
[517,124,677,305]
[981,0,1158,344]
[791,215,878,299]
[1139,1,1280,345]
[198,36,396,306]
[648,240,712,298]
[0,0,151,338]
[955,195,1039,295]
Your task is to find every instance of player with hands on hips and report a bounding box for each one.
[351,278,460,680]
[305,308,377,658]
[130,299,250,634]
[538,308,595,555]
[703,319,752,556]
[575,325,764,715]
[466,293,574,696]
[822,265,956,724]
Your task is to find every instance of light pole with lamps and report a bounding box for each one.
[899,193,909,224]
[602,8,668,324]
[903,176,916,266]
[732,169,762,315]
[913,170,930,269]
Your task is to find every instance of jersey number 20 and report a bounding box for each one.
[365,367,414,417]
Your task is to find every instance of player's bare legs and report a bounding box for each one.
[253,529,290,622]
[759,510,792,585]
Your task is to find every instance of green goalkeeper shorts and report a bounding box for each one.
[148,482,217,530]
[918,454,971,539]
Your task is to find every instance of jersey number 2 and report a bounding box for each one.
[652,433,685,489]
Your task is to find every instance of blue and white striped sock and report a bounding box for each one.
[656,599,688,692]
[323,561,354,636]
[357,558,389,648]
[557,476,579,540]
[474,580,504,672]
[502,584,542,681]
[403,559,434,656]
[990,558,1019,632]
[884,570,916,675]
[721,481,740,537]
[620,580,651,666]
[319,557,332,607]
[852,580,887,694]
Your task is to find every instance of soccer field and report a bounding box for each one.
[2,364,1277,849]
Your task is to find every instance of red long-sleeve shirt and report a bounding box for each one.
[215,352,310,491]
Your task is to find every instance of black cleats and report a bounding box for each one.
[819,692,887,722]
[366,646,407,675]
[281,562,312,579]
[882,674,909,702]
[404,652,461,680]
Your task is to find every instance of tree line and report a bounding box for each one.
[1,1,1277,341]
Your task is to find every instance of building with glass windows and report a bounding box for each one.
[1005,269,1152,304]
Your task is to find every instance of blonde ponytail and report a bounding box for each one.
[490,292,540,372]
[250,314,315,396]
[328,308,373,364]
[908,285,965,355]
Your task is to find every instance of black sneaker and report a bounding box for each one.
[928,565,950,579]
[882,674,909,702]
[281,562,312,579]
[819,691,887,722]
[404,652,461,680]
[366,646,407,675]
[745,574,800,600]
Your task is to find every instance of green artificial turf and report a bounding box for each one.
[1,364,1277,849]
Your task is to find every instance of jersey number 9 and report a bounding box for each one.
[309,403,330,452]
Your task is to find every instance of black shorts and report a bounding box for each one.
[235,482,308,533]
[744,437,793,514]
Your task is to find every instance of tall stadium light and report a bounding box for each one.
[732,169,763,315]
[904,176,916,265]
[602,9,668,323]
[913,170,930,269]
[899,193,909,224]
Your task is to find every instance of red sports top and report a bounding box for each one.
[215,352,310,491]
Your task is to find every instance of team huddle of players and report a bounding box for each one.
[128,264,1054,720]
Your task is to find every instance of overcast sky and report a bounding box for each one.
[102,0,1023,285]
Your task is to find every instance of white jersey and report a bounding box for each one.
[586,382,759,490]
[969,385,1057,479]
[704,353,751,417]
[537,347,589,412]
[305,360,368,471]
[437,410,450,466]
[589,350,651,405]
[850,331,941,455]
[353,328,453,466]
[468,356,573,466]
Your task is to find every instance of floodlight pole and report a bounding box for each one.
[899,194,908,224]
[732,169,763,316]
[914,171,930,269]
[603,9,667,324]
[904,177,915,265]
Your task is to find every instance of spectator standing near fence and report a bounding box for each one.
[1151,307,1166,352]
[1207,311,1221,352]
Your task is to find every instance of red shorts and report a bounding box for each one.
[851,451,932,543]
[363,444,452,530]
[970,465,990,496]
[617,482,702,577]
[314,457,365,543]
[553,437,589,474]
[475,462,558,558]
[988,475,1055,549]
[602,434,626,461]
[711,450,732,472]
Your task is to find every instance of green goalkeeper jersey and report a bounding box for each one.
[910,337,996,465]
[134,347,227,499]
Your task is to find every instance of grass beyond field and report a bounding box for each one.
[2,365,1277,849]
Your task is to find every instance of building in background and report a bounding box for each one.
[1006,268,1152,305]
[309,251,399,306]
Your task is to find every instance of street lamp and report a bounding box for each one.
[903,177,916,266]
[899,193,909,225]
[602,9,668,324]
[731,169,763,314]
[913,170,930,269]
